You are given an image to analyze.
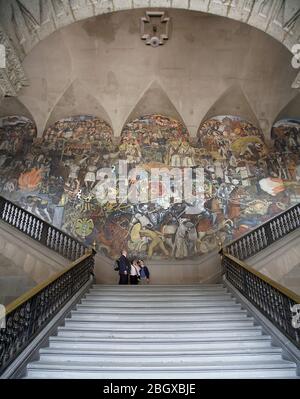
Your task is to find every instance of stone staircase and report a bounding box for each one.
[25,284,299,379]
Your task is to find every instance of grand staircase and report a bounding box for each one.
[25,284,298,379]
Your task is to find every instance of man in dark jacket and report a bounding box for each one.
[118,250,130,285]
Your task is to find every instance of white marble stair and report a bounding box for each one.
[25,284,298,379]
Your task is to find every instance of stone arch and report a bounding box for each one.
[0,97,36,122]
[196,114,266,158]
[122,80,186,133]
[200,84,260,131]
[120,112,190,167]
[270,117,300,164]
[1,0,300,61]
[272,92,300,124]
[44,79,113,134]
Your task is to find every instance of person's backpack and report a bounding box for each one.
[113,259,120,271]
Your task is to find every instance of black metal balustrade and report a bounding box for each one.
[222,253,300,349]
[226,203,300,260]
[0,251,95,374]
[0,195,86,261]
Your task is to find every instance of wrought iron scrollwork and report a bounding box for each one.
[227,203,300,260]
[0,195,86,261]
[223,254,300,349]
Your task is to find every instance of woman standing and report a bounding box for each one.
[130,259,140,285]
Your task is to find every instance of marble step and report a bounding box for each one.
[64,318,255,330]
[75,303,243,314]
[26,360,297,379]
[80,297,235,306]
[84,292,233,300]
[55,326,266,339]
[69,310,249,321]
[49,337,274,351]
[38,349,284,364]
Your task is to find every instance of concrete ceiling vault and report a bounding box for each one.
[273,91,300,123]
[0,0,300,103]
[0,96,35,120]
[0,1,299,58]
[201,84,260,128]
[122,80,186,131]
[45,79,113,130]
[0,2,299,138]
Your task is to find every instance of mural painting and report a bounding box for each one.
[271,119,300,181]
[0,114,299,260]
[197,116,300,243]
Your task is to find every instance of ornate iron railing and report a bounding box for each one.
[0,251,95,375]
[226,203,300,260]
[0,195,86,261]
[222,253,300,349]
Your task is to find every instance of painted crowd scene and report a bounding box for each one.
[0,113,299,260]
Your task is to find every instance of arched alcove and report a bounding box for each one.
[44,80,113,133]
[273,92,300,124]
[271,118,300,155]
[0,97,35,121]
[122,81,186,129]
[120,113,190,165]
[200,85,260,130]
[6,8,297,143]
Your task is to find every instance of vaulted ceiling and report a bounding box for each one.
[0,3,299,139]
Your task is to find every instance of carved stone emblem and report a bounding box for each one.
[140,11,170,48]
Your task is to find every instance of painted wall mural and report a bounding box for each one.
[0,114,300,260]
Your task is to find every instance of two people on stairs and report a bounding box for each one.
[118,250,150,285]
